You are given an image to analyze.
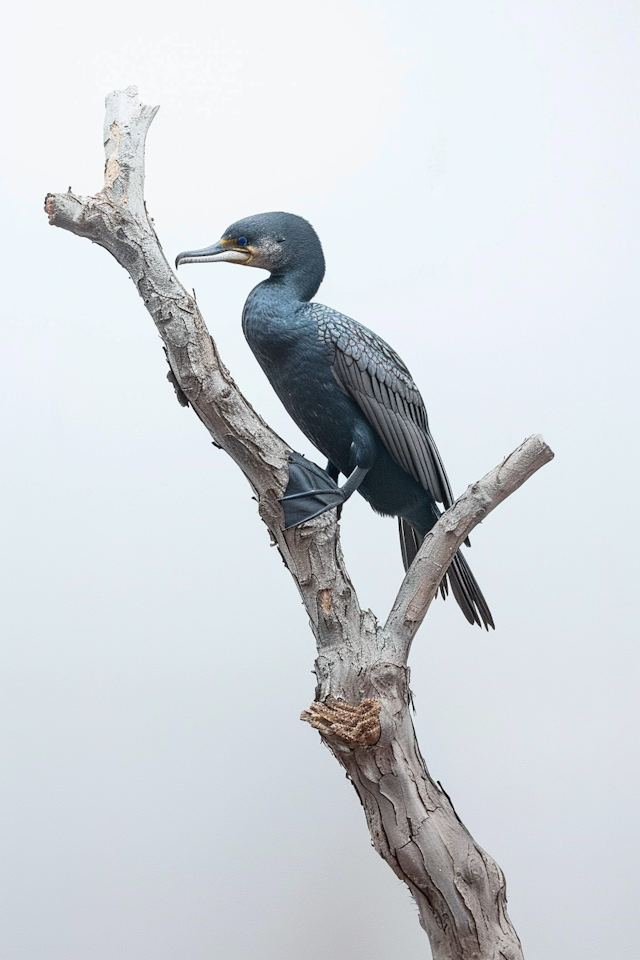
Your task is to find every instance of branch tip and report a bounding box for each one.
[44,194,56,223]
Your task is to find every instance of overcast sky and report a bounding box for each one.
[1,1,638,958]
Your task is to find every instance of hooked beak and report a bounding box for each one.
[174,241,251,269]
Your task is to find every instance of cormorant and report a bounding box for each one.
[176,212,493,629]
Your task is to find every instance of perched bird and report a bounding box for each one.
[176,213,493,629]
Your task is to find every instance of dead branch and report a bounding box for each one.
[45,85,554,960]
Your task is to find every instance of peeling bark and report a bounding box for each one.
[45,85,554,959]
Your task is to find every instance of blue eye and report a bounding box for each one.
[237,237,248,246]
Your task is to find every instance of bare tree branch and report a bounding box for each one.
[45,85,554,960]
[385,434,554,659]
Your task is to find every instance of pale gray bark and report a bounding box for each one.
[45,86,554,960]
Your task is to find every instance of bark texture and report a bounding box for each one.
[45,86,554,960]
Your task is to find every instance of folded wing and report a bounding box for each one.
[313,304,454,508]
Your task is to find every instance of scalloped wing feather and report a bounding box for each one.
[313,304,454,508]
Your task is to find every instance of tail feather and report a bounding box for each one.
[397,518,494,630]
[448,551,495,630]
[398,517,421,570]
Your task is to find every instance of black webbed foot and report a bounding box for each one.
[280,453,345,529]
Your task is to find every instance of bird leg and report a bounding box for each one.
[340,465,368,499]
[280,453,369,529]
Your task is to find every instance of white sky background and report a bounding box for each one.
[1,1,638,958]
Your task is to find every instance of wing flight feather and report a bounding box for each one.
[313,304,454,507]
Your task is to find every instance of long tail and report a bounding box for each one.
[398,518,495,630]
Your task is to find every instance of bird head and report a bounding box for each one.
[174,211,325,280]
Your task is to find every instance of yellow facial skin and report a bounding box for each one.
[220,237,256,264]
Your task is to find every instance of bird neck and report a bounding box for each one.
[266,259,325,303]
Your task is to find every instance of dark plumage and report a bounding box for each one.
[175,212,494,629]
